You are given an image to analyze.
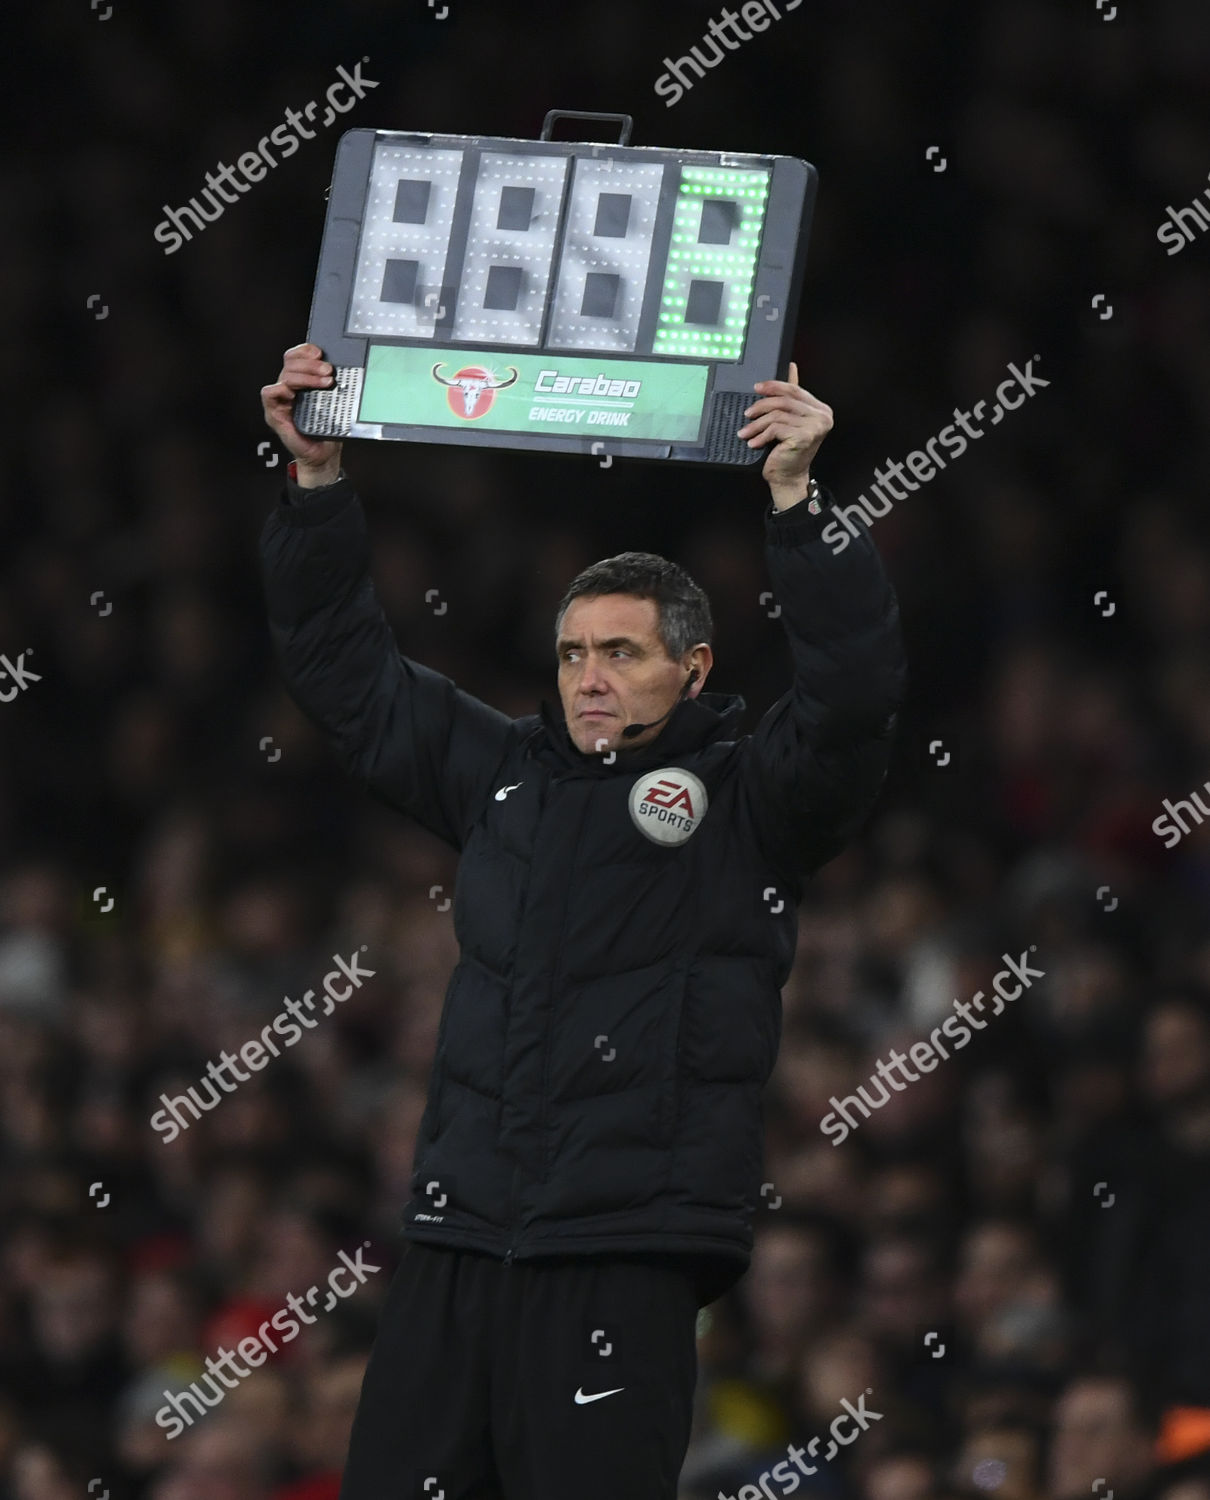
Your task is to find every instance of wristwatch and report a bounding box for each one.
[287,459,346,492]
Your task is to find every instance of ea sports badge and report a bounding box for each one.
[628,767,709,847]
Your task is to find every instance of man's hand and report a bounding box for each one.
[736,361,833,510]
[261,343,344,486]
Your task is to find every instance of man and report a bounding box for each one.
[1047,1373,1157,1500]
[259,342,906,1499]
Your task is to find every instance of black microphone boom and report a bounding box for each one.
[619,669,698,741]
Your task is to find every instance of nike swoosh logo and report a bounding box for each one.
[494,782,523,801]
[574,1386,624,1404]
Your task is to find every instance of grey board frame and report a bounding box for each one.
[295,127,817,468]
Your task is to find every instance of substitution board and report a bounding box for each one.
[295,110,817,467]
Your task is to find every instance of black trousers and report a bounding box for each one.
[339,1240,701,1500]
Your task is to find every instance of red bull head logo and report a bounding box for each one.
[431,363,520,419]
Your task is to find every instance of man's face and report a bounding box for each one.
[556,593,709,755]
[1142,1002,1210,1108]
[1048,1379,1153,1500]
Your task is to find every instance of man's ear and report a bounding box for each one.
[686,644,713,695]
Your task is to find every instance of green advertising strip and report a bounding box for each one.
[360,346,710,442]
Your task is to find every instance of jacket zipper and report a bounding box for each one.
[538,776,592,1180]
[504,769,583,1266]
[503,767,550,1273]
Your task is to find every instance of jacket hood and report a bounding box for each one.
[533,689,747,775]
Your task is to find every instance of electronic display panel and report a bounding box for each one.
[295,123,817,466]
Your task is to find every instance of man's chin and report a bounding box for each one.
[576,715,617,753]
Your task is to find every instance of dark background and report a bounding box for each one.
[4,1,1210,1496]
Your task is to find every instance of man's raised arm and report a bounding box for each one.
[258,344,514,851]
[735,365,909,885]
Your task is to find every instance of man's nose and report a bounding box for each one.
[579,656,609,690]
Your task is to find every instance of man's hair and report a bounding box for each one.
[553,552,713,663]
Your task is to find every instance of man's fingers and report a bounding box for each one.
[262,379,317,408]
[741,394,808,421]
[789,360,798,385]
[739,411,807,439]
[261,389,296,427]
[738,407,832,444]
[745,420,794,449]
[282,355,333,376]
[262,381,308,429]
[738,397,829,434]
[274,367,335,393]
[737,410,785,439]
[281,344,334,383]
[748,389,808,406]
[283,351,331,371]
[752,389,831,420]
[740,413,802,446]
[753,377,829,407]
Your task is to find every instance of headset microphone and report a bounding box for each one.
[619,668,699,741]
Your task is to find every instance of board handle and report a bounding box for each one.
[539,110,633,146]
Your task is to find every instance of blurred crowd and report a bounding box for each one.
[5,0,1210,1496]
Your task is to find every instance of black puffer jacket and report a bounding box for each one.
[260,470,906,1285]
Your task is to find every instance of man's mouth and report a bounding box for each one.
[579,709,612,719]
